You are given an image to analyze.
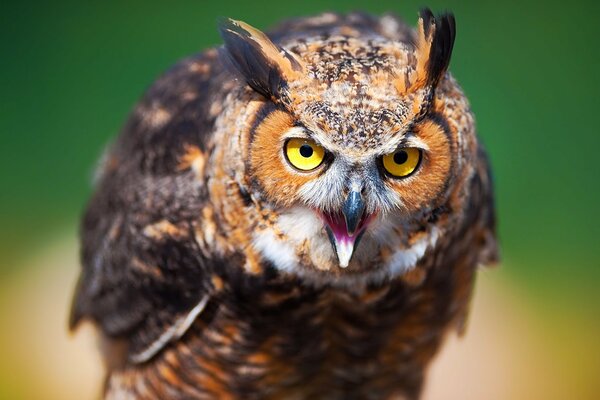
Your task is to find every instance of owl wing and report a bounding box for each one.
[472,144,500,267]
[451,144,499,335]
[70,51,229,363]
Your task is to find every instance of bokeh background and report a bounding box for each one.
[1,0,599,398]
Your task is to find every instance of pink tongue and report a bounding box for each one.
[322,212,352,241]
[321,211,374,268]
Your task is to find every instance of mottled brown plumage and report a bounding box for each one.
[70,9,498,399]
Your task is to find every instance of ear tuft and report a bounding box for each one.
[412,9,456,90]
[218,18,305,101]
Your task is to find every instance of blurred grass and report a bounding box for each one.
[1,0,599,398]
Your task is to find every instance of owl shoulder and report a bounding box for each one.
[69,48,235,364]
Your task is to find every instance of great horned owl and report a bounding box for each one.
[70,8,498,399]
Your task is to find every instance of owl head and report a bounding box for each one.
[218,10,495,284]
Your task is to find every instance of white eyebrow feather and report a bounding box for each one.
[402,136,430,151]
[281,126,312,140]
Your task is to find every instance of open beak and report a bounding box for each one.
[321,191,372,268]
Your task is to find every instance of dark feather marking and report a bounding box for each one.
[422,112,456,207]
[238,185,254,207]
[248,101,277,138]
[428,111,453,142]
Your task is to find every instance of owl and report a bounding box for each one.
[70,8,498,400]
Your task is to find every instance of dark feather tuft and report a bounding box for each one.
[419,9,456,86]
[218,18,287,100]
[419,8,435,38]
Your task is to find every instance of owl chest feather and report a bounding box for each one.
[105,252,474,400]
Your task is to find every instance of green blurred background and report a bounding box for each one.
[1,0,599,399]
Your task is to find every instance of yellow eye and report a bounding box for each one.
[382,148,422,178]
[284,138,325,171]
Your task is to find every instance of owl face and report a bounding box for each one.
[219,13,467,283]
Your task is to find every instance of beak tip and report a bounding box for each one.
[335,239,355,269]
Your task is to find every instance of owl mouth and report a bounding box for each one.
[320,195,374,268]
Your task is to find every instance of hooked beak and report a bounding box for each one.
[321,191,372,268]
[342,191,365,236]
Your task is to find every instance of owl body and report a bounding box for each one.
[71,11,497,399]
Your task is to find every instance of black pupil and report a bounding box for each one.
[393,150,408,164]
[299,144,313,158]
